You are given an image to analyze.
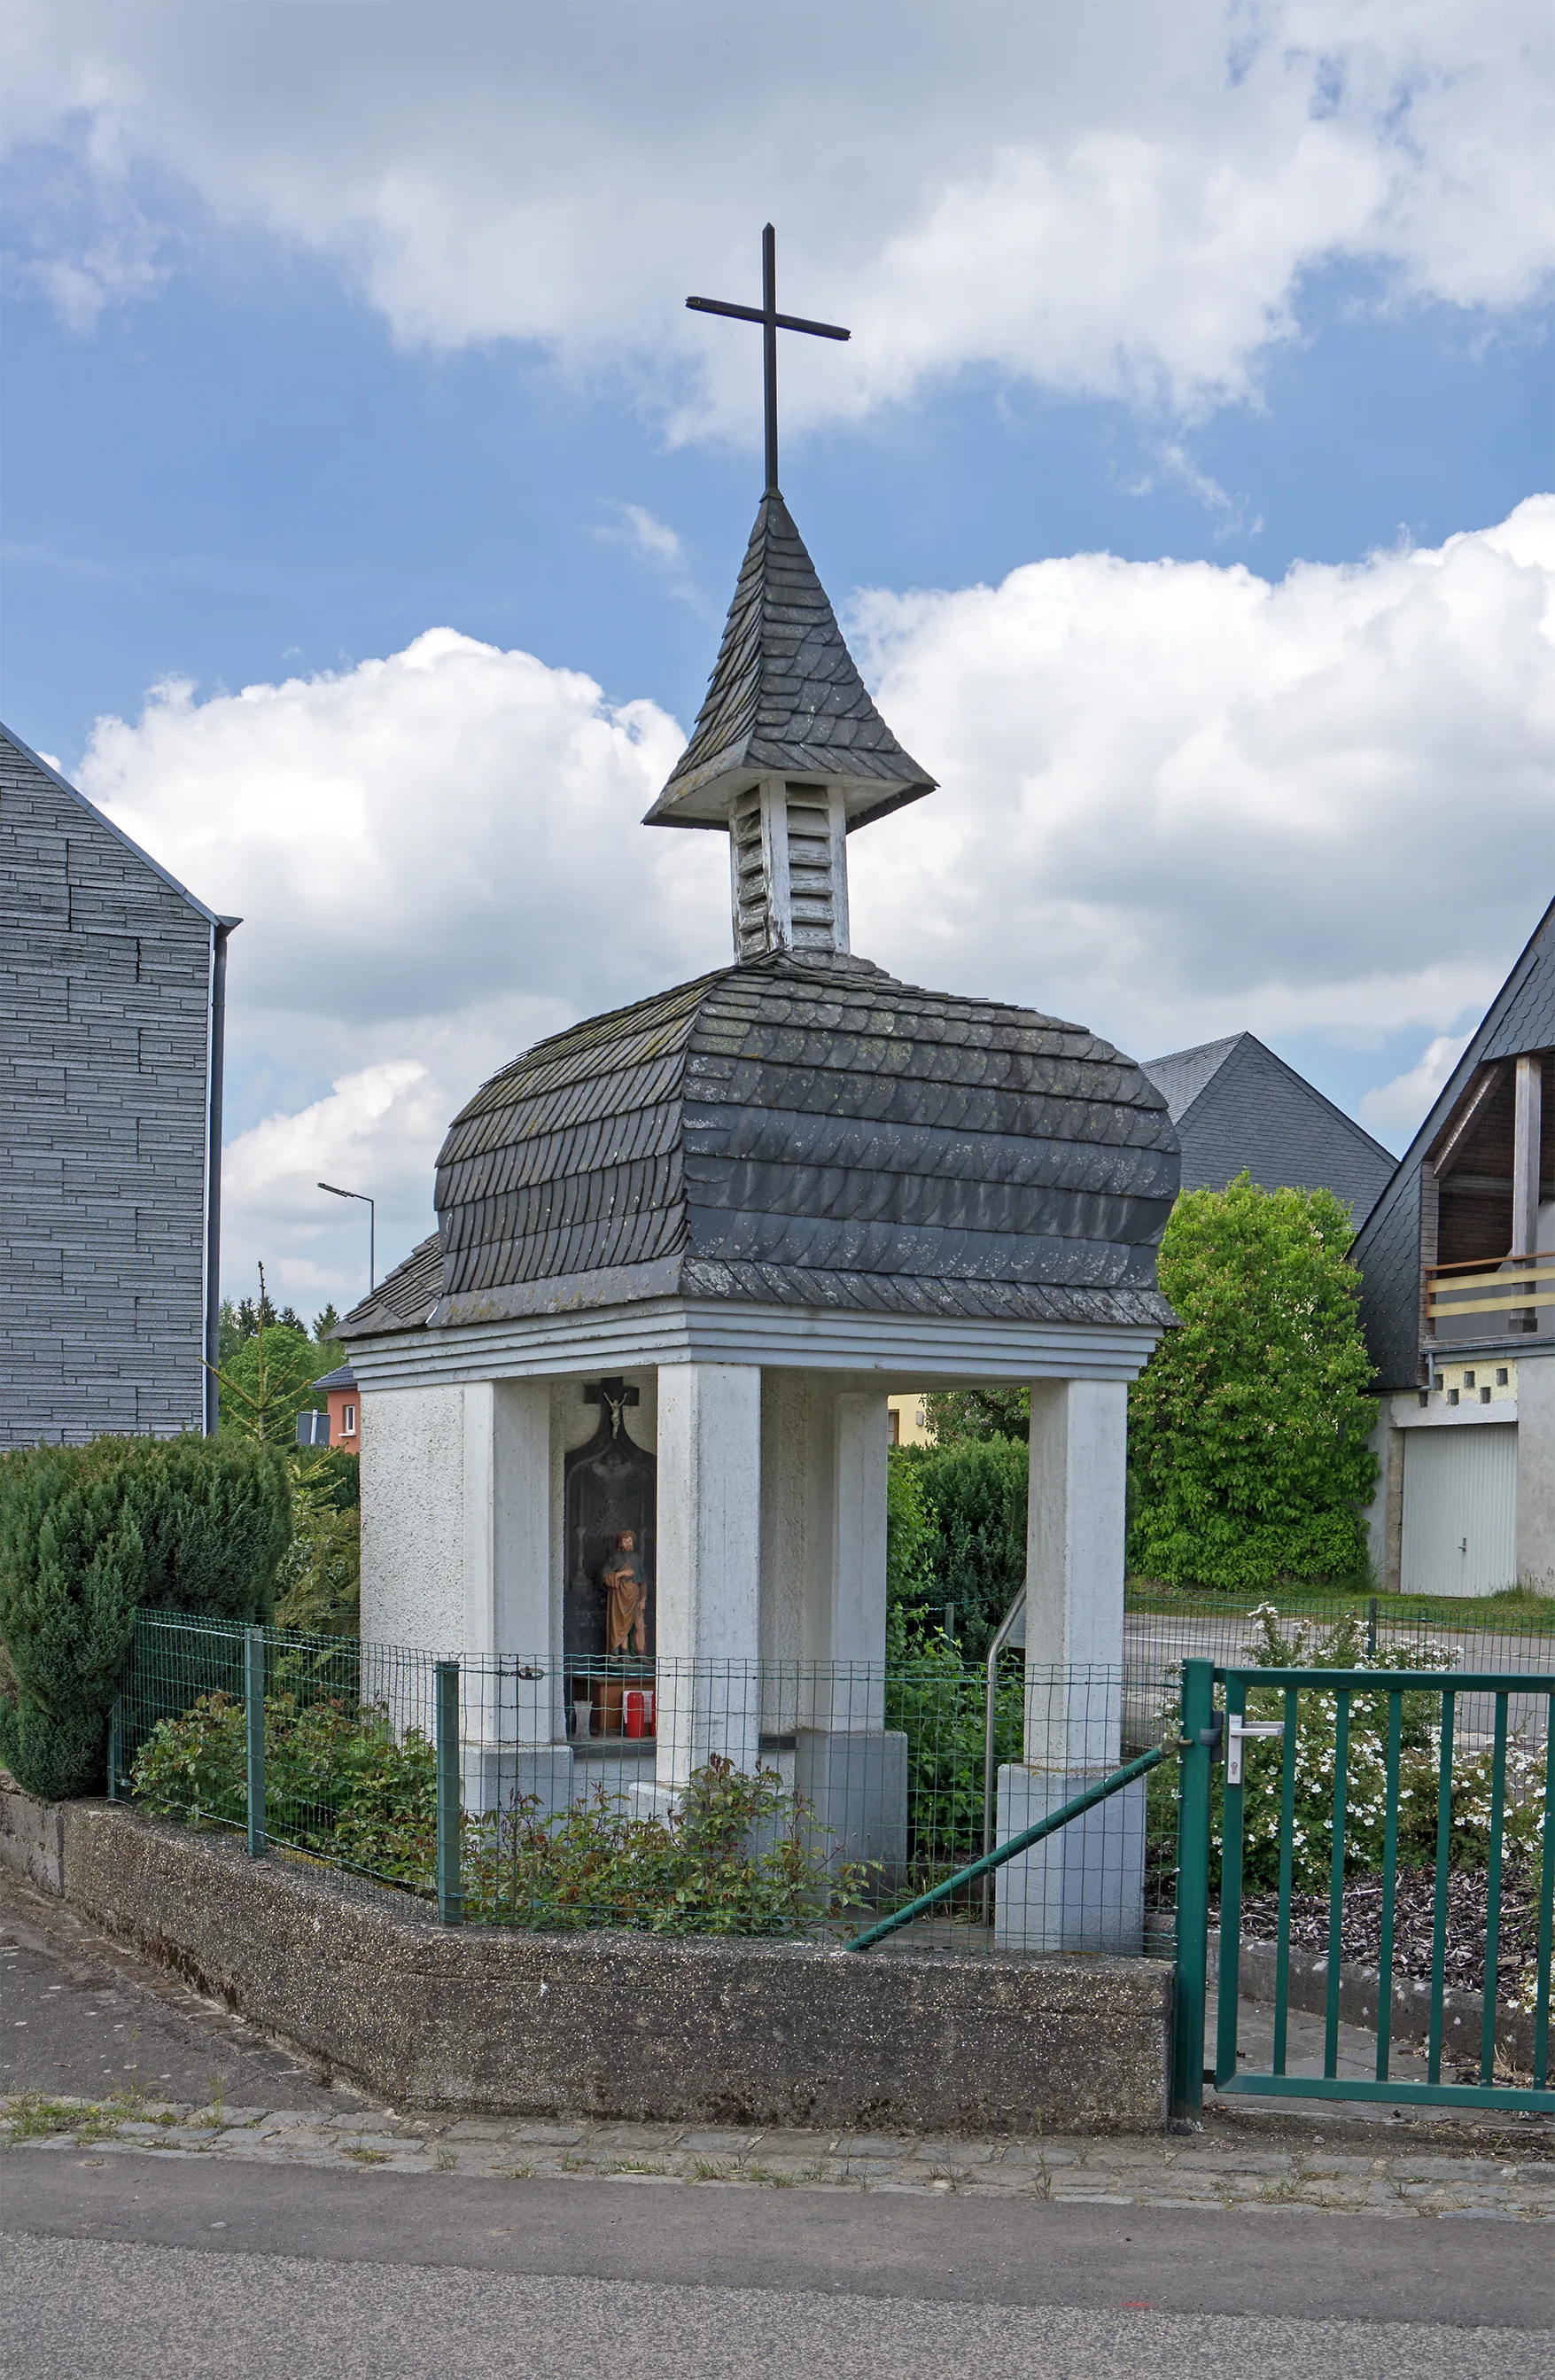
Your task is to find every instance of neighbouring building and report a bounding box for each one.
[320,1363,361,1453]
[1354,899,1555,1596]
[884,1031,1392,1449]
[1141,1031,1395,1217]
[1,724,235,1446]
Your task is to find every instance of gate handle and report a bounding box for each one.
[1225,1714,1286,1786]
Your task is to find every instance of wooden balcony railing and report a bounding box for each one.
[1426,1255,1555,1330]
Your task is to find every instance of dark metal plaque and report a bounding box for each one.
[563,1379,656,1667]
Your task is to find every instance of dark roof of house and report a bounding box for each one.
[1354,897,1555,1390]
[642,494,936,830]
[1141,1031,1396,1218]
[311,1363,357,1393]
[341,951,1179,1339]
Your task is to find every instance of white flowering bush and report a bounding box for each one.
[1228,1605,1548,1896]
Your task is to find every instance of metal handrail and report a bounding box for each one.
[981,1587,1026,1925]
[845,1742,1167,1953]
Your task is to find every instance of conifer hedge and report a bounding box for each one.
[0,1436,291,1801]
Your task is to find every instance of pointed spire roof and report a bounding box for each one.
[644,492,936,829]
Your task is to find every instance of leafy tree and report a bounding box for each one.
[921,1386,1030,1445]
[1128,1175,1378,1591]
[0,1436,290,1799]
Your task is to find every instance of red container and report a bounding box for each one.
[623,1689,656,1739]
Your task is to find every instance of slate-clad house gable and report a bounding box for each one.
[644,494,935,830]
[1354,897,1555,1394]
[0,724,230,1444]
[1142,1030,1395,1220]
[343,951,1178,1342]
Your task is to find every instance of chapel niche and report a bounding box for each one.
[562,1379,657,1676]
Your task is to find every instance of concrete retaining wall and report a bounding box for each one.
[0,1782,1170,2133]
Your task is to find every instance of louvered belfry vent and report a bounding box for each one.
[785,785,842,951]
[645,492,934,965]
[727,778,851,959]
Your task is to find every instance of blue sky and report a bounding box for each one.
[3,3,1552,1311]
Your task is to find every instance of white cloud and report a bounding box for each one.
[4,3,1550,435]
[77,498,1555,1311]
[848,497,1555,1054]
[1359,1033,1474,1143]
[595,502,698,603]
[1352,1032,1476,1142]
[222,1061,445,1312]
[77,627,727,1311]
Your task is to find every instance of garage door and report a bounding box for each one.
[1400,1423,1518,1596]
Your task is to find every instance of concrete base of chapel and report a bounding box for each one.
[993,1765,1147,1956]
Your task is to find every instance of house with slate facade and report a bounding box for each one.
[0,724,234,1446]
[339,478,1180,1953]
[1141,1031,1394,1218]
[1355,898,1555,1596]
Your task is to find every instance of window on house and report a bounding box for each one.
[343,1403,357,1435]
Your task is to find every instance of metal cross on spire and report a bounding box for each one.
[687,224,850,496]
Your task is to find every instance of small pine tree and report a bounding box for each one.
[1128,1175,1378,1591]
[0,1436,291,1800]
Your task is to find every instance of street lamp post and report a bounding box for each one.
[318,1181,375,1295]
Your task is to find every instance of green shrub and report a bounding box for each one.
[273,1458,361,1637]
[906,1435,1028,1660]
[0,1437,290,1800]
[130,1692,860,1934]
[1128,1176,1378,1591]
[883,1606,1024,1869]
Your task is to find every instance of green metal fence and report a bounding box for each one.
[109,1609,1161,1948]
[1172,1656,1555,2119]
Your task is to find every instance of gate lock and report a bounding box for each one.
[1225,1713,1286,1786]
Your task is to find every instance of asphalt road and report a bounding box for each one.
[3,2161,1552,2380]
[4,1873,1552,2377]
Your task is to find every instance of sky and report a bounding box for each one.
[2,1,1552,1318]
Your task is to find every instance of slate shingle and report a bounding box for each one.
[643,494,935,828]
[343,951,1178,1339]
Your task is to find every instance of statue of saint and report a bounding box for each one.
[600,1528,649,1656]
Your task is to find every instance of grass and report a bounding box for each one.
[2,2089,144,2142]
[1125,1578,1555,1629]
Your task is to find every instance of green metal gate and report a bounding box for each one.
[1172,1657,1555,2120]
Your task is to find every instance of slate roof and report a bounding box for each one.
[1354,897,1555,1390]
[311,1363,357,1393]
[643,494,936,830]
[1141,1031,1395,1218]
[338,1235,444,1340]
[342,953,1178,1340]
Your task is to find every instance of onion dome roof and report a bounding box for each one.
[343,952,1178,1337]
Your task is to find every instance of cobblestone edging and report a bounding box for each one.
[4,2095,1554,2221]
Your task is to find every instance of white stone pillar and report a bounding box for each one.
[1516,1355,1555,1595]
[461,1380,568,1814]
[655,1362,763,1786]
[996,1377,1142,1954]
[1023,1378,1128,1764]
[791,1385,905,1869]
